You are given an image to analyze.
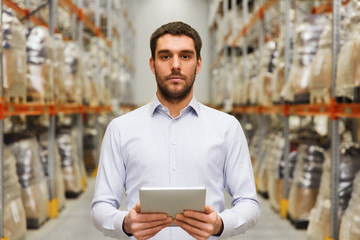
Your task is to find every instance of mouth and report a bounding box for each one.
[167,75,184,82]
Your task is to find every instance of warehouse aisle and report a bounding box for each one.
[27,178,307,240]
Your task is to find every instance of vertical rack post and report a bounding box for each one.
[48,0,58,219]
[223,0,231,112]
[231,0,237,113]
[106,0,112,122]
[329,0,341,239]
[280,0,292,218]
[256,0,266,192]
[76,0,86,187]
[94,0,101,168]
[0,0,5,238]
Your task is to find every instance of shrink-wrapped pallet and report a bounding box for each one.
[308,23,332,104]
[64,42,83,103]
[268,147,297,212]
[82,51,99,106]
[288,144,327,228]
[307,142,360,239]
[38,132,66,211]
[266,130,285,211]
[83,124,98,173]
[53,34,67,103]
[257,41,277,107]
[26,26,54,102]
[339,172,360,240]
[3,146,26,240]
[282,14,327,104]
[6,134,50,228]
[335,1,360,102]
[309,8,349,104]
[2,10,27,102]
[57,127,83,197]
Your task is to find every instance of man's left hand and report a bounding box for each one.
[173,205,223,240]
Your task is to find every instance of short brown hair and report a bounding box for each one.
[150,21,202,60]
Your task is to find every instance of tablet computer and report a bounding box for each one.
[139,187,206,218]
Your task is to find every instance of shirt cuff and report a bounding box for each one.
[113,210,133,240]
[218,210,246,239]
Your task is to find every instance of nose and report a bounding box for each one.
[171,56,181,71]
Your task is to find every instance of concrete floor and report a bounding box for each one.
[26,177,307,240]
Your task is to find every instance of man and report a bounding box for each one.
[91,21,260,240]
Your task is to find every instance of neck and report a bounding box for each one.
[156,92,193,118]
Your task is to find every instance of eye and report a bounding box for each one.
[161,55,170,60]
[181,55,190,60]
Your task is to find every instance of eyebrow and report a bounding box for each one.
[156,49,195,55]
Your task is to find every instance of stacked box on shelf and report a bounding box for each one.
[83,120,98,173]
[287,127,330,229]
[339,171,360,240]
[56,126,83,198]
[307,141,360,239]
[26,26,54,103]
[335,0,360,103]
[257,41,277,107]
[3,146,26,240]
[5,133,50,229]
[266,127,285,212]
[37,131,66,211]
[282,13,328,104]
[64,42,83,104]
[267,126,298,213]
[2,10,27,103]
[53,33,67,104]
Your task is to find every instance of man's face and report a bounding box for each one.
[149,34,202,102]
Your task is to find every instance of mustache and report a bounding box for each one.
[166,70,185,80]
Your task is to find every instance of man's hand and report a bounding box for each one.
[123,203,173,240]
[173,205,223,240]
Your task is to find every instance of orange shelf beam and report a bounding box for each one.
[3,103,52,116]
[4,0,48,28]
[231,103,360,119]
[231,0,279,47]
[0,101,112,117]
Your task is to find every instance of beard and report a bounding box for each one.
[155,66,197,103]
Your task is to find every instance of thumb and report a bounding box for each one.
[134,202,141,213]
[205,205,215,214]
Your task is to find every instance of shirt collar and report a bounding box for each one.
[150,94,200,117]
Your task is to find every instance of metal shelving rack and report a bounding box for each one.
[0,0,135,238]
[209,0,350,239]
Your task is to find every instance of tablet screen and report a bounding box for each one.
[139,187,206,218]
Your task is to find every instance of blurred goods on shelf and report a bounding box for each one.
[26,26,54,103]
[6,134,50,229]
[3,146,27,240]
[2,10,27,103]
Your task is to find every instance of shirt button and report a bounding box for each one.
[172,167,176,171]
[172,141,176,145]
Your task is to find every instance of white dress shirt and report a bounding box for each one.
[91,96,260,239]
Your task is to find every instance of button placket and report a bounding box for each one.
[169,119,177,184]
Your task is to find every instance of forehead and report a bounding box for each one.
[155,34,195,53]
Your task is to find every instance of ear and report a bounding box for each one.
[149,57,155,74]
[196,56,202,74]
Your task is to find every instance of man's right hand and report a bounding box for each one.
[123,202,173,240]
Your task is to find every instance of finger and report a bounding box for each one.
[136,213,170,223]
[204,205,214,214]
[135,202,141,213]
[133,221,172,240]
[173,217,209,239]
[132,216,172,233]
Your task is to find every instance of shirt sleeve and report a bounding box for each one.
[90,120,132,240]
[218,117,261,238]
